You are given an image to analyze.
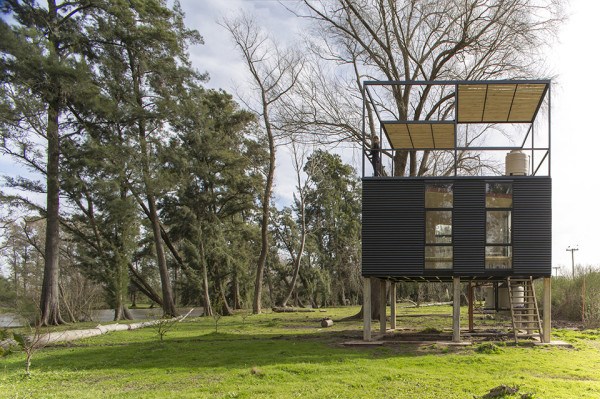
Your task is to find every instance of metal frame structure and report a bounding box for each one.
[360,80,553,343]
[361,80,551,179]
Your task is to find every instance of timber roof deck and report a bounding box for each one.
[366,80,550,150]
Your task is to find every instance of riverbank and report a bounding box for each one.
[0,307,204,328]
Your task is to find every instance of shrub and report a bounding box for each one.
[475,342,503,354]
[550,270,600,327]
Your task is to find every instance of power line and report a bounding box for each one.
[566,246,579,278]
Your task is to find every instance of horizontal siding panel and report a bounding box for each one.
[362,176,552,279]
[454,181,486,274]
[513,178,552,276]
[362,180,424,276]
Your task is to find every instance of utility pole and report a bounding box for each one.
[566,246,579,278]
[552,266,560,277]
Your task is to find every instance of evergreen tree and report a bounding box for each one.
[79,0,205,317]
[0,0,101,325]
[303,150,362,306]
[161,88,266,315]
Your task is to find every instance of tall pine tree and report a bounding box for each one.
[0,0,100,325]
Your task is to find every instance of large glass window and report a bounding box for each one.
[486,183,512,269]
[425,183,453,208]
[486,211,512,244]
[486,183,512,208]
[425,183,453,270]
[426,211,452,244]
[425,246,453,269]
[485,246,512,269]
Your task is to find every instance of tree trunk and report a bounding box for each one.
[350,277,382,320]
[252,159,274,313]
[39,91,65,326]
[147,194,178,317]
[114,304,133,321]
[280,208,306,308]
[232,272,242,310]
[218,282,233,316]
[59,283,76,323]
[113,288,133,321]
[128,39,177,318]
[199,241,213,317]
[128,263,163,306]
[253,95,276,314]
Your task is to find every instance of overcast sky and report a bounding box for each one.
[1,1,596,274]
[177,0,600,274]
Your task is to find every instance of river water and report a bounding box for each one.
[0,307,204,328]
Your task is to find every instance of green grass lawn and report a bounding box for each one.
[1,306,599,398]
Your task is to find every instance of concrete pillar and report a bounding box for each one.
[453,277,461,342]
[543,277,551,343]
[363,277,371,341]
[379,279,387,334]
[390,282,397,330]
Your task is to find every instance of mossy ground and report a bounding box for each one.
[1,305,599,398]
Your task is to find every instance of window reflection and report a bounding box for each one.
[485,246,512,269]
[425,183,453,208]
[426,211,452,244]
[486,183,512,208]
[486,211,511,244]
[485,182,513,270]
[425,246,453,269]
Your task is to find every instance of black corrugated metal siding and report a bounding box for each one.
[513,178,552,276]
[362,179,424,276]
[362,177,552,279]
[454,180,486,275]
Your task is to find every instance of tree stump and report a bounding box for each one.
[320,318,333,328]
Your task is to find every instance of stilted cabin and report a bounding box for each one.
[361,80,552,343]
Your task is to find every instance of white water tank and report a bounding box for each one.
[484,285,525,309]
[505,150,529,176]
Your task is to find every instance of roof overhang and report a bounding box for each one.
[457,83,547,123]
[367,81,549,150]
[382,122,455,150]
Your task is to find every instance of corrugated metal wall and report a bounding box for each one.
[362,179,424,276]
[454,180,486,275]
[513,178,552,276]
[362,177,552,278]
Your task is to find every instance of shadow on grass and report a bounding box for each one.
[18,328,435,374]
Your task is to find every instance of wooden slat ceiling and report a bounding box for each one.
[458,83,546,123]
[380,82,547,149]
[383,123,455,149]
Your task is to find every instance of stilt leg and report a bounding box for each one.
[453,277,461,342]
[543,277,551,343]
[390,282,397,330]
[468,281,474,332]
[379,279,387,334]
[363,277,371,341]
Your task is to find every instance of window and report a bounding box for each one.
[426,211,452,244]
[425,183,453,269]
[425,183,453,208]
[486,183,512,269]
[486,182,512,208]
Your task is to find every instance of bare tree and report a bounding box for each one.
[275,142,316,307]
[284,0,563,175]
[278,0,563,318]
[222,14,304,314]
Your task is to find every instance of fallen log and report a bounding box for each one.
[0,308,195,348]
[320,318,333,328]
[272,307,316,313]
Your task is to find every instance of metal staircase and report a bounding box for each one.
[507,277,543,343]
